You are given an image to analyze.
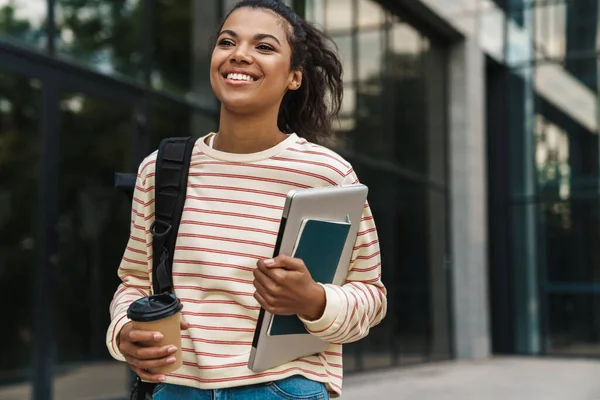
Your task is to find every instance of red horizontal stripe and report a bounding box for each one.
[187,196,284,211]
[286,147,351,169]
[353,240,378,250]
[175,259,254,273]
[129,235,145,244]
[357,227,377,236]
[188,172,311,189]
[182,311,257,322]
[346,275,382,284]
[188,184,287,199]
[177,233,274,249]
[122,257,147,266]
[181,335,251,346]
[180,220,278,236]
[351,251,381,263]
[351,262,381,273]
[175,246,266,260]
[120,273,150,281]
[179,298,260,311]
[174,285,254,297]
[270,156,346,177]
[182,361,249,369]
[192,161,338,186]
[173,272,253,285]
[186,324,255,332]
[184,207,281,223]
[126,246,146,255]
[181,349,243,358]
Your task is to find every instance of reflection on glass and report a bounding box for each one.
[0,0,46,47]
[0,70,39,399]
[331,34,354,83]
[358,30,382,82]
[55,92,133,399]
[326,0,352,31]
[357,0,382,28]
[535,114,570,199]
[546,293,600,356]
[534,1,566,60]
[305,0,325,28]
[152,0,194,96]
[341,85,356,115]
[151,97,217,150]
[55,0,144,80]
[391,22,421,58]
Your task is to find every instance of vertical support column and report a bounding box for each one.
[448,38,491,359]
[33,77,59,400]
[509,5,540,355]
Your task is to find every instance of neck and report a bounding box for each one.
[214,107,287,154]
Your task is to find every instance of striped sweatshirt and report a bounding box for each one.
[106,133,387,397]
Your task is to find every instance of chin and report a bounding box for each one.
[220,98,259,114]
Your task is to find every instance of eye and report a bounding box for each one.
[218,38,234,47]
[257,44,275,51]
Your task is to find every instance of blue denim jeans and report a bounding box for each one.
[152,375,329,400]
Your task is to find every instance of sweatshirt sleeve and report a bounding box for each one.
[299,170,387,344]
[106,156,155,361]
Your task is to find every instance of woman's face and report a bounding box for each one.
[210,8,302,114]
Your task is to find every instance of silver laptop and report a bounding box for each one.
[248,184,369,372]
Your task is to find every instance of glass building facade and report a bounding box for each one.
[486,0,600,356]
[0,0,599,399]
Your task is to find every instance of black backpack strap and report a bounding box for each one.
[150,136,196,294]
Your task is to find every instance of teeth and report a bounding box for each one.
[227,73,255,82]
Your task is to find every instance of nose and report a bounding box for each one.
[230,44,252,64]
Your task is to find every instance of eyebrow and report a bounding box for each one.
[218,29,281,46]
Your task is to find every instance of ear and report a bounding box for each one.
[288,70,303,91]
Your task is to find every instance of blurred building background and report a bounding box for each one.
[0,0,598,399]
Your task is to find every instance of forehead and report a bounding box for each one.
[223,7,292,42]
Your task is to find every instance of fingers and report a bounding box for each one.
[253,268,276,294]
[126,328,164,344]
[180,320,190,330]
[124,346,177,370]
[130,365,166,383]
[257,255,306,272]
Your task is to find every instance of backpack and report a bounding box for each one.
[115,136,196,400]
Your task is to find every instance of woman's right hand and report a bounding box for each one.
[118,321,188,382]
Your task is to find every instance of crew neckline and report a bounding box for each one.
[196,132,298,162]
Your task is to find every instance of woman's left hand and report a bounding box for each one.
[253,255,326,321]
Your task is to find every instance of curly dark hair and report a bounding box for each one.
[216,0,344,143]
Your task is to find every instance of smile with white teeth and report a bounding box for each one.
[226,73,256,82]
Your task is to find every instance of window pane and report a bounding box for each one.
[150,97,217,150]
[331,34,354,83]
[546,293,600,356]
[326,0,352,31]
[55,0,144,81]
[305,0,326,28]
[0,70,40,399]
[54,92,133,399]
[357,0,383,28]
[0,0,47,48]
[358,29,382,82]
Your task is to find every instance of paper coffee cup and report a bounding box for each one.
[127,293,184,374]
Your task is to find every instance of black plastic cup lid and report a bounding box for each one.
[127,293,183,322]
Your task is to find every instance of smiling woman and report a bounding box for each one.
[106,1,386,399]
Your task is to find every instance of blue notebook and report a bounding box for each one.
[268,218,351,336]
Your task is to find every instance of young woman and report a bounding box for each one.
[106,1,387,399]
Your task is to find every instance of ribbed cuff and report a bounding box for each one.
[299,284,344,337]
